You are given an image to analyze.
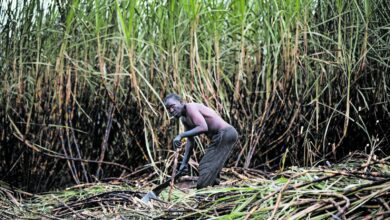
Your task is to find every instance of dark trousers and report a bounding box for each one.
[197,126,238,189]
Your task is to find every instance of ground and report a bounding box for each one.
[0,155,389,219]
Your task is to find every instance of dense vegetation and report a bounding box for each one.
[0,0,389,194]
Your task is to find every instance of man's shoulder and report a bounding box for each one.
[185,103,204,114]
[186,102,203,109]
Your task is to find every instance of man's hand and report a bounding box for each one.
[173,134,182,150]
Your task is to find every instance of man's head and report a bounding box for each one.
[164,93,185,118]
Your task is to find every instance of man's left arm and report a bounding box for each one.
[179,136,194,172]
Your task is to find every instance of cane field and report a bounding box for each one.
[0,0,389,219]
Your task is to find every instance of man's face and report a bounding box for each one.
[164,98,183,119]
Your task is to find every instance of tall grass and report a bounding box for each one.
[0,0,389,191]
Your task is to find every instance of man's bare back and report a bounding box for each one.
[180,103,230,137]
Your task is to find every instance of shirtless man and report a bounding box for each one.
[163,93,238,189]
